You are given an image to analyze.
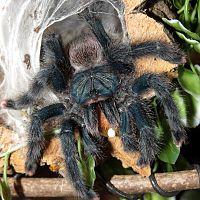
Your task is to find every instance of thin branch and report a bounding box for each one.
[6,170,200,197]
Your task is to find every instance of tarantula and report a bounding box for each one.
[0,5,186,200]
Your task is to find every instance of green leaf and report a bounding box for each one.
[153,100,180,164]
[179,190,200,200]
[0,181,11,200]
[190,3,197,24]
[77,137,83,162]
[162,18,200,41]
[172,88,200,128]
[197,0,200,33]
[97,157,134,179]
[171,89,187,125]
[77,137,96,188]
[0,152,12,200]
[144,193,175,200]
[194,64,200,76]
[173,0,183,9]
[176,32,200,53]
[158,140,180,165]
[183,0,190,28]
[85,155,96,188]
[184,94,200,127]
[178,65,200,99]
[173,0,184,9]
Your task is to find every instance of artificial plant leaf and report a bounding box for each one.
[174,155,192,171]
[162,18,200,41]
[178,65,200,99]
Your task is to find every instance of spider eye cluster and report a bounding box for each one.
[70,65,120,105]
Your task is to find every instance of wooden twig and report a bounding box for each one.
[7,170,200,197]
[111,170,200,193]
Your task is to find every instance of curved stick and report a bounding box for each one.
[149,173,180,197]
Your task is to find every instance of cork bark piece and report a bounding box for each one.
[108,136,151,177]
[123,0,144,13]
[0,126,65,174]
[99,111,151,177]
[124,2,177,76]
[0,0,178,177]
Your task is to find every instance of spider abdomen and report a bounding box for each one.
[69,33,104,71]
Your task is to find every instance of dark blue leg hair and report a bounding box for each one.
[40,32,71,90]
[80,8,134,75]
[3,65,67,110]
[58,120,98,200]
[132,74,187,147]
[110,61,133,74]
[119,111,139,152]
[128,102,160,165]
[4,66,53,109]
[83,104,99,136]
[131,41,185,64]
[79,7,111,54]
[2,32,69,110]
[25,103,65,175]
[80,126,100,156]
[99,99,120,128]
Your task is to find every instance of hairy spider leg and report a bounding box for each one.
[59,119,98,200]
[2,66,54,109]
[27,103,99,198]
[79,126,101,156]
[119,110,139,152]
[130,41,186,64]
[83,99,120,137]
[26,103,66,175]
[118,96,159,165]
[128,101,160,165]
[132,73,187,147]
[83,104,99,136]
[1,33,68,110]
[80,7,133,74]
[71,65,120,136]
[79,7,111,54]
[99,99,120,128]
